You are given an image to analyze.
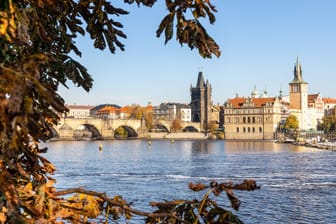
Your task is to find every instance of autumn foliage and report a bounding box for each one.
[1,0,258,223]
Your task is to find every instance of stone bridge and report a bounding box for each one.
[155,120,201,133]
[53,118,201,139]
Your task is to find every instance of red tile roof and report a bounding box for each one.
[323,97,336,104]
[97,105,117,114]
[227,97,277,108]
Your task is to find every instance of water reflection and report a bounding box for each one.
[223,140,276,153]
[191,140,210,153]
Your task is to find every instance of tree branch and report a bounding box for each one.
[55,187,189,223]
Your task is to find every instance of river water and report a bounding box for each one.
[44,140,336,223]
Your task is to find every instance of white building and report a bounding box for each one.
[66,105,93,119]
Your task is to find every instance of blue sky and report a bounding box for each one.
[60,0,336,106]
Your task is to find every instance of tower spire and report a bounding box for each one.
[294,56,303,82]
[196,71,205,88]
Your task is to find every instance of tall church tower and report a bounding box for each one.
[289,57,308,110]
[190,71,212,131]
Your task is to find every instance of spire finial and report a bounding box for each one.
[296,56,299,65]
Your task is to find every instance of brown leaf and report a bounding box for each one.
[225,189,241,211]
[188,182,208,192]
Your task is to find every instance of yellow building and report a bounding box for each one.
[222,96,282,140]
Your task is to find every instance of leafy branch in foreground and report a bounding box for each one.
[1,0,224,223]
[44,179,259,223]
[157,0,220,58]
[147,179,260,223]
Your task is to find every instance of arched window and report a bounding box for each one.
[259,127,262,132]
[236,127,239,133]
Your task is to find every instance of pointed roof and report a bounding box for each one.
[290,56,307,84]
[196,71,205,87]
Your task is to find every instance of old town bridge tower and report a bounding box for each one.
[190,71,212,131]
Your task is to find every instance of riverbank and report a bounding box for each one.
[294,141,336,151]
[147,132,208,140]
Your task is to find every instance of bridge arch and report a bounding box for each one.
[183,126,199,132]
[74,124,102,140]
[114,125,138,139]
[150,124,169,132]
[181,122,201,132]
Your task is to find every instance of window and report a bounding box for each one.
[259,127,262,132]
[236,127,239,133]
[293,85,298,92]
[252,127,255,132]
[252,117,255,123]
[258,117,263,123]
[243,117,246,123]
[243,127,246,133]
[248,117,251,123]
[248,127,250,132]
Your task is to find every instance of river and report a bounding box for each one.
[44,140,336,223]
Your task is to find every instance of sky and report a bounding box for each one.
[60,0,336,107]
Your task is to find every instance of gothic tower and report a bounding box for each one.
[289,57,308,110]
[190,71,212,131]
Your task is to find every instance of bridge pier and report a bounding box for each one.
[58,129,74,140]
[101,128,115,139]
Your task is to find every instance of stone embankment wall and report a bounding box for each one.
[148,132,208,140]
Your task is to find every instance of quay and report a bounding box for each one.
[295,141,336,151]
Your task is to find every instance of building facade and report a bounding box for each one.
[90,104,121,117]
[323,98,336,116]
[221,57,331,140]
[65,105,94,119]
[152,102,191,122]
[222,96,282,140]
[190,71,212,131]
[288,57,310,130]
[288,57,327,130]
